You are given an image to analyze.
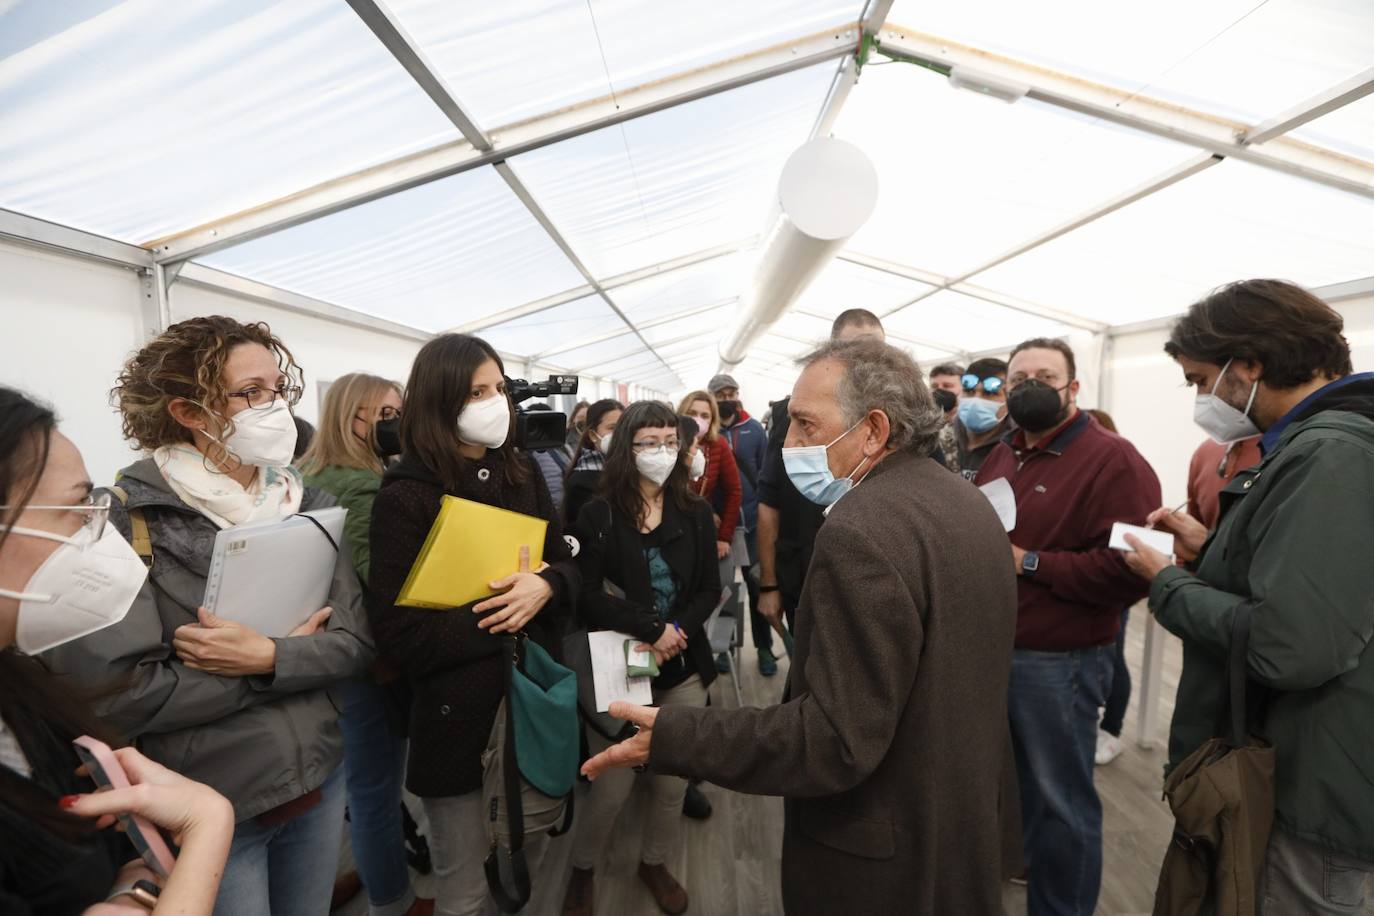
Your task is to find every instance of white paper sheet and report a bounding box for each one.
[978,477,1018,532]
[587,630,653,713]
[1109,522,1175,555]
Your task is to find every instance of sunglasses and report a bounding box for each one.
[961,374,1005,395]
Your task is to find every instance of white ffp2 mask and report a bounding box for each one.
[689,450,706,481]
[457,394,511,450]
[1194,359,1259,444]
[206,400,298,468]
[0,523,148,655]
[636,448,678,487]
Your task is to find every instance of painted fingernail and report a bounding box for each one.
[58,795,82,809]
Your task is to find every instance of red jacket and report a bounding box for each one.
[975,411,1161,651]
[1186,436,1262,530]
[693,434,742,544]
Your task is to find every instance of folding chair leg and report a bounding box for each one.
[726,649,744,708]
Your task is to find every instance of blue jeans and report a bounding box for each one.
[215,766,347,916]
[339,680,414,915]
[1100,609,1131,737]
[1008,646,1114,916]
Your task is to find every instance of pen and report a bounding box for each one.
[1149,500,1189,530]
[672,620,684,637]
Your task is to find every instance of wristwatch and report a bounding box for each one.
[1020,551,1040,577]
[107,878,160,910]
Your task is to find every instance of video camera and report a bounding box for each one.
[507,375,580,451]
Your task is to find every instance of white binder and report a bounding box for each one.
[202,507,347,638]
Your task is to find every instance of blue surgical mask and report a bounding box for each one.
[958,397,1003,433]
[782,420,869,507]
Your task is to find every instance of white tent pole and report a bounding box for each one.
[875,26,1374,201]
[448,240,751,335]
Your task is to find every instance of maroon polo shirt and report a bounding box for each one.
[975,411,1162,651]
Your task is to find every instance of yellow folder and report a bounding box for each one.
[396,495,549,609]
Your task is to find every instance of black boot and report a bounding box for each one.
[682,781,713,820]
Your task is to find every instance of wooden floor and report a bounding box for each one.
[341,608,1328,916]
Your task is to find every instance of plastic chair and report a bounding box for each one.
[705,586,743,708]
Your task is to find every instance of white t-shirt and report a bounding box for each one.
[0,713,33,778]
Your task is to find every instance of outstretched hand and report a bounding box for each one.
[581,702,659,780]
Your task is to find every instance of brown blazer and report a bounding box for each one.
[651,449,1016,915]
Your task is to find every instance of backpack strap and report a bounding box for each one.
[109,485,153,570]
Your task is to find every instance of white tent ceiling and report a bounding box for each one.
[3,0,1372,398]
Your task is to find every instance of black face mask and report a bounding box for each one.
[717,399,739,420]
[1006,380,1069,433]
[373,417,403,458]
[932,388,958,414]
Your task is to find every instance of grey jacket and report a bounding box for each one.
[40,459,375,821]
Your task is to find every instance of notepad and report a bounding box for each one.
[588,630,653,712]
[978,477,1017,532]
[203,507,346,638]
[397,496,548,609]
[1109,522,1174,556]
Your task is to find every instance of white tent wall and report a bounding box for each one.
[0,240,146,486]
[168,283,426,429]
[0,238,659,485]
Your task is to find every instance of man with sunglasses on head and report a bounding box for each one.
[954,358,1010,481]
[974,337,1160,916]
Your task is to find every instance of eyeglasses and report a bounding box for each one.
[1006,373,1063,391]
[359,407,402,422]
[0,491,111,541]
[961,374,1005,395]
[227,383,303,410]
[632,439,680,454]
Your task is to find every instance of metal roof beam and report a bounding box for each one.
[146,26,861,265]
[1,208,151,269]
[876,26,1374,200]
[448,238,753,334]
[1241,66,1374,146]
[533,298,736,361]
[493,162,682,388]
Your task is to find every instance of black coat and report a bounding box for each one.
[572,495,720,690]
[367,451,579,798]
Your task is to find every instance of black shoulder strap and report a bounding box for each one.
[1223,603,1255,747]
[486,636,531,913]
[291,512,339,552]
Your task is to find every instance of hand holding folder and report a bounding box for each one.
[397,497,552,632]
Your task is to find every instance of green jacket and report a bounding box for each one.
[1149,390,1374,861]
[303,464,381,585]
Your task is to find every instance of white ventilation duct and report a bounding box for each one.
[718,137,879,368]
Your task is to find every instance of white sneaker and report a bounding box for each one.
[1095,730,1123,766]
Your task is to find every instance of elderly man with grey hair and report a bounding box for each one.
[583,338,1018,915]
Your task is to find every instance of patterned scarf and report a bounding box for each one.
[154,445,303,529]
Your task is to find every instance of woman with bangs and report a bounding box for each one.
[41,316,375,916]
[561,401,720,916]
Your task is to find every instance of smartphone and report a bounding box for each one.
[72,736,177,879]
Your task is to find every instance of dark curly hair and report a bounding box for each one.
[111,316,303,458]
[1165,279,1351,388]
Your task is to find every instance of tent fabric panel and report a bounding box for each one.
[0,0,457,242]
[201,166,587,335]
[974,159,1374,326]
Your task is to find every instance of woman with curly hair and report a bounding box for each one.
[40,316,375,916]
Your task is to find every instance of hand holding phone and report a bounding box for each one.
[72,736,178,878]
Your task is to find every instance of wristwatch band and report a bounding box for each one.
[758,585,780,594]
